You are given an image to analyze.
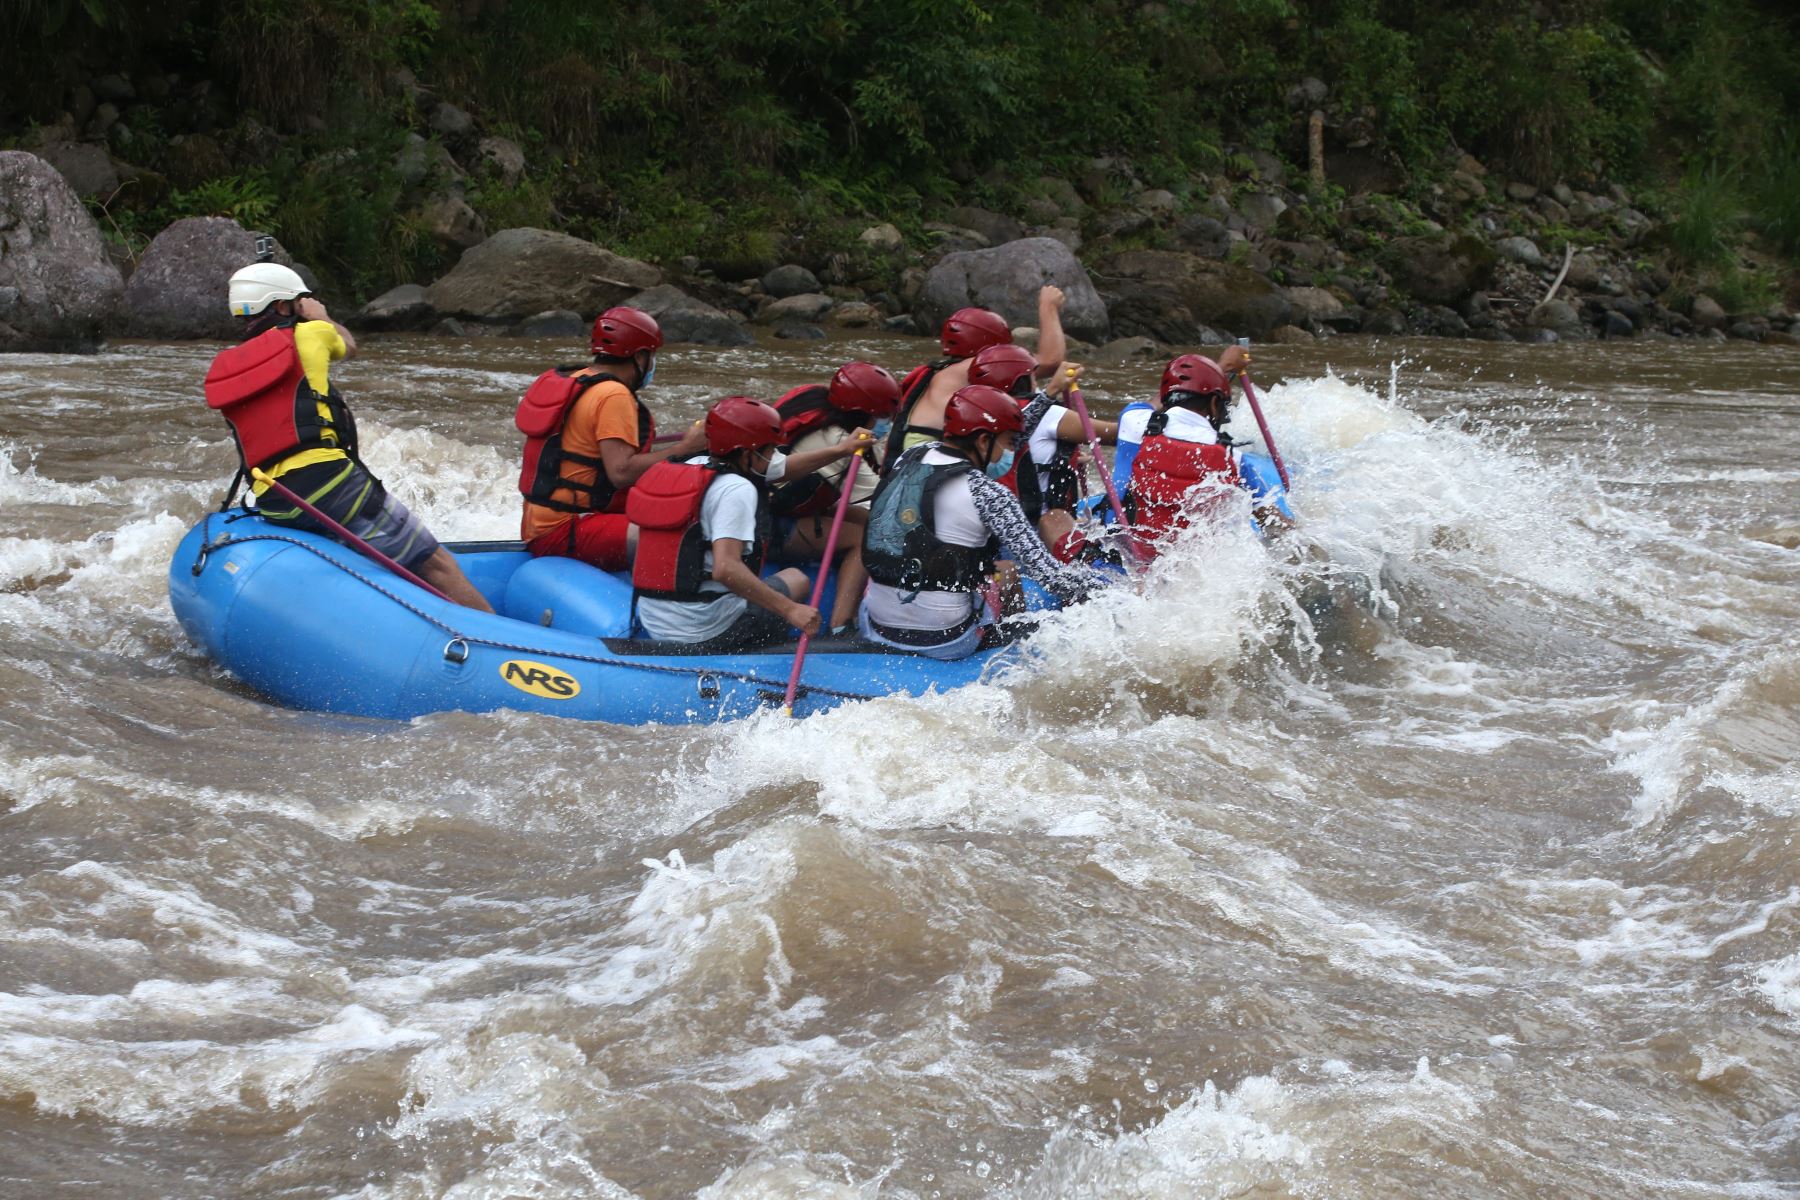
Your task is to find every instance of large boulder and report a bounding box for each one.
[1378,235,1497,306]
[627,283,753,346]
[352,283,436,332]
[425,228,661,323]
[120,216,294,340]
[1097,249,1292,340]
[0,150,125,351]
[916,236,1108,343]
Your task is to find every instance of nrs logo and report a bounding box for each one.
[499,659,581,700]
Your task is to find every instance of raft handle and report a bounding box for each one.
[697,673,721,700]
[443,638,470,664]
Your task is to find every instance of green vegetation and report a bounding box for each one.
[3,0,1797,299]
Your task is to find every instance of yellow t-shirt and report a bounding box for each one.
[256,321,350,492]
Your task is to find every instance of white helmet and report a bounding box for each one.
[227,262,307,318]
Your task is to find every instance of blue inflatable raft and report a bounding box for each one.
[168,512,1021,724]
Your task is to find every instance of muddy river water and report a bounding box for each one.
[1,331,1797,1198]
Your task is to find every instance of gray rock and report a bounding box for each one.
[93,73,134,102]
[1362,307,1407,336]
[508,309,586,339]
[1175,215,1230,258]
[426,227,660,322]
[1530,299,1584,336]
[1268,323,1315,344]
[1417,305,1469,336]
[67,85,96,126]
[1379,235,1497,306]
[421,194,486,253]
[395,133,462,193]
[1090,335,1164,363]
[1038,225,1082,253]
[627,282,754,346]
[1247,154,1287,188]
[1495,236,1545,268]
[917,236,1109,343]
[1614,208,1652,240]
[761,263,821,299]
[774,322,826,340]
[1238,192,1288,229]
[1565,252,1603,291]
[1552,183,1576,205]
[1504,181,1539,201]
[1287,77,1329,109]
[1284,285,1346,329]
[1099,249,1290,341]
[859,223,904,253]
[35,141,119,199]
[947,206,1025,247]
[1091,209,1152,239]
[352,283,435,331]
[924,222,989,250]
[1691,295,1727,329]
[759,292,834,323]
[121,216,295,340]
[881,313,918,333]
[1601,310,1635,339]
[429,102,476,141]
[0,151,125,351]
[1522,327,1560,344]
[1728,320,1764,342]
[827,301,881,328]
[477,136,525,185]
[1022,196,1062,224]
[1134,188,1180,216]
[87,103,120,137]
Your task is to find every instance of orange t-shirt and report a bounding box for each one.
[521,379,648,540]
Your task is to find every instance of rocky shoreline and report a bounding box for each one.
[5,99,1798,355]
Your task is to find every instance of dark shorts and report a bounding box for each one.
[258,459,441,570]
[688,604,792,653]
[527,512,632,572]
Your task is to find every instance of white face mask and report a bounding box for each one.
[761,448,787,482]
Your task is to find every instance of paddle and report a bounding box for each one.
[1063,369,1148,562]
[1233,338,1291,491]
[781,448,864,716]
[249,467,452,602]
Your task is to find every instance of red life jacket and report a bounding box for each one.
[768,384,846,519]
[1124,412,1241,554]
[627,460,769,602]
[202,325,358,471]
[515,367,655,516]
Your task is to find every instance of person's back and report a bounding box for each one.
[861,386,1105,660]
[517,307,706,570]
[205,261,492,610]
[889,289,1069,454]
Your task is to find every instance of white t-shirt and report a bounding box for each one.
[1148,406,1241,464]
[863,447,989,631]
[1025,403,1073,498]
[789,425,879,506]
[636,453,787,642]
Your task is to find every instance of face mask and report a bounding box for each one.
[870,419,893,439]
[761,448,787,482]
[640,359,657,389]
[985,449,1015,479]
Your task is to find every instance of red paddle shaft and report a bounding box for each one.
[782,451,863,715]
[1065,377,1148,562]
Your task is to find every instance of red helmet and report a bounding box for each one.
[967,343,1037,393]
[827,361,902,418]
[940,307,1012,358]
[705,396,784,455]
[943,385,1024,437]
[1159,354,1229,404]
[591,306,663,357]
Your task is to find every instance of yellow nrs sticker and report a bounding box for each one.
[499,659,581,700]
